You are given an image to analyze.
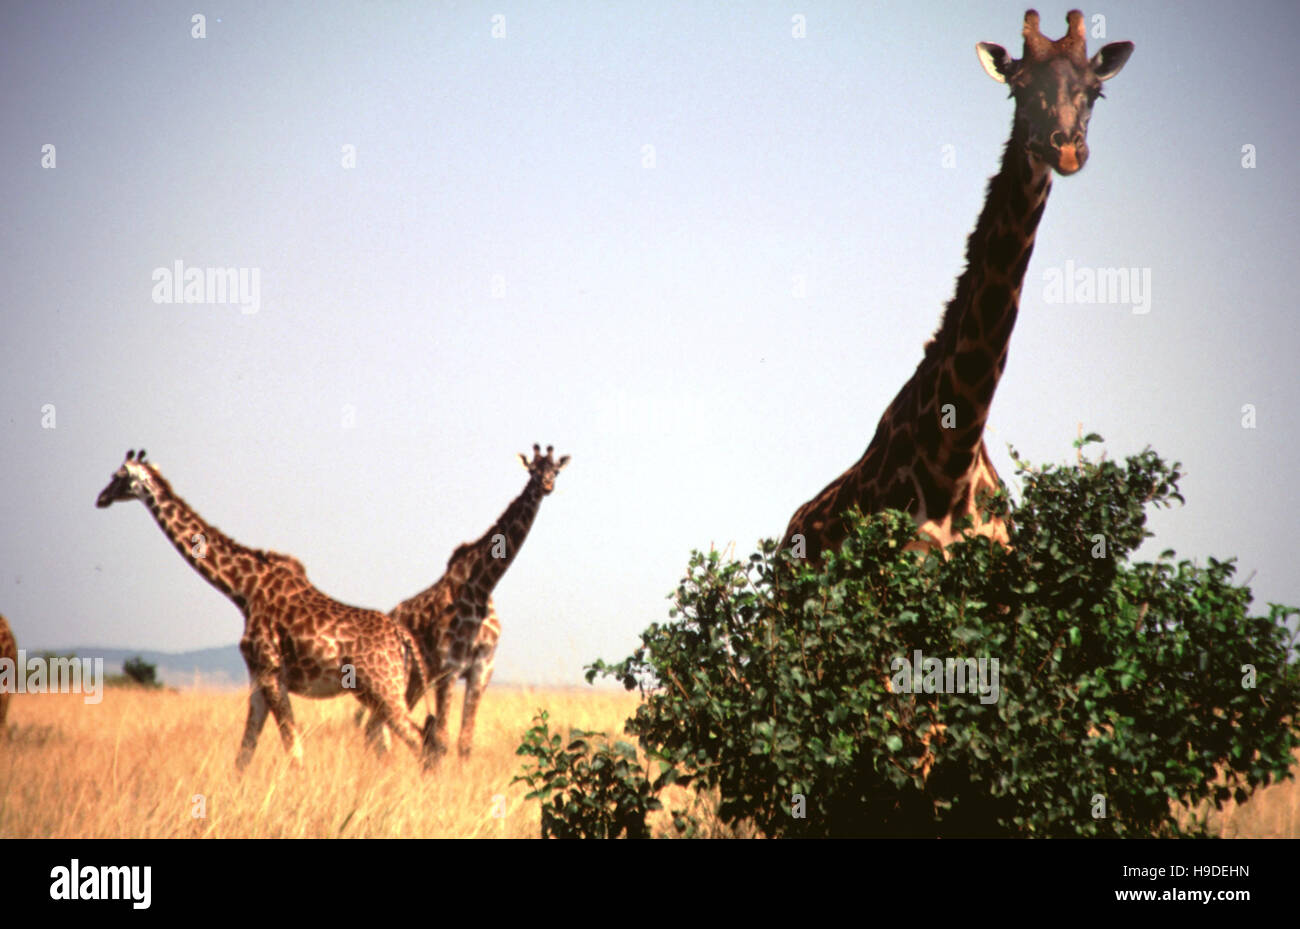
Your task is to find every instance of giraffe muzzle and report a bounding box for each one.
[1047,130,1088,175]
[1054,142,1085,175]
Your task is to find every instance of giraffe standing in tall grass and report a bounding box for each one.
[370,444,569,760]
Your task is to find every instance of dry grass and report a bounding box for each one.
[1181,751,1300,839]
[0,685,640,838]
[2,686,1297,837]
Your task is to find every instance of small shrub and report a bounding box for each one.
[513,711,689,838]
[113,655,162,689]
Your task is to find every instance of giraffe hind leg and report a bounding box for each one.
[354,705,393,753]
[357,653,437,771]
[358,697,393,755]
[366,689,433,770]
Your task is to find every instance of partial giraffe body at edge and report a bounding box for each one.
[0,613,16,736]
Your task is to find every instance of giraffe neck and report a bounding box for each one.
[449,478,546,600]
[392,475,549,643]
[918,122,1052,475]
[135,467,273,612]
[780,121,1053,561]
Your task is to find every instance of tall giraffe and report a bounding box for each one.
[96,450,431,769]
[0,613,16,736]
[782,10,1132,564]
[381,444,569,760]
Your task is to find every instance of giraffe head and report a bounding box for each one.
[976,9,1133,176]
[516,443,570,494]
[96,449,157,508]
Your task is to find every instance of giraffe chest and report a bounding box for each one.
[437,604,490,667]
[915,450,1008,550]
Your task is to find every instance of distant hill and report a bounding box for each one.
[36,644,585,690]
[44,645,247,689]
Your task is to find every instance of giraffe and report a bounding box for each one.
[96,449,432,769]
[781,10,1132,565]
[0,613,16,736]
[376,444,569,760]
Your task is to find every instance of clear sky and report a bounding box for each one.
[2,2,1297,685]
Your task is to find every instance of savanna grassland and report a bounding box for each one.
[0,685,642,839]
[2,685,1297,838]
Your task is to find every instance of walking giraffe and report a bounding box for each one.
[96,450,432,769]
[370,444,568,760]
[782,10,1132,564]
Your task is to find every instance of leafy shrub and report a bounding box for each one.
[520,438,1300,837]
[513,711,689,838]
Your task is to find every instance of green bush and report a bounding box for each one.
[513,711,689,838]
[520,437,1300,837]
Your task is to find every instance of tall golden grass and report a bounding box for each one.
[0,685,640,838]
[2,686,1296,837]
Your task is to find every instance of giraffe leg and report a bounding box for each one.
[236,686,270,771]
[263,675,303,765]
[365,682,434,770]
[458,651,495,759]
[429,673,453,760]
[362,703,393,755]
[355,638,438,770]
[355,706,394,753]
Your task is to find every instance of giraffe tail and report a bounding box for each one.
[400,629,433,712]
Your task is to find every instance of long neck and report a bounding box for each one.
[448,478,546,600]
[916,120,1052,473]
[137,470,267,610]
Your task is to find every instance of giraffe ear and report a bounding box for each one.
[1090,41,1133,82]
[976,42,1014,83]
[556,455,570,469]
[518,453,529,469]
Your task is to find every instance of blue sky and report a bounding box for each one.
[2,1,1297,684]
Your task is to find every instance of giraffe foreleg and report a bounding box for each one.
[429,672,454,760]
[263,674,303,765]
[458,647,496,759]
[236,686,270,771]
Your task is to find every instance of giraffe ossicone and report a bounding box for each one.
[96,449,433,770]
[782,9,1132,565]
